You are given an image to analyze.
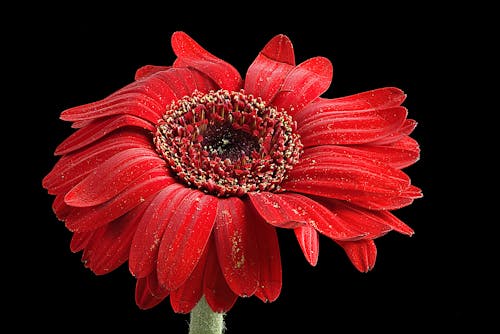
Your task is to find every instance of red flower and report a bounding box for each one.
[43,31,422,314]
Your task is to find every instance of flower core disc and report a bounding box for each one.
[154,89,302,197]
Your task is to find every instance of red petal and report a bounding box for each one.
[370,210,414,236]
[370,119,417,145]
[70,231,94,253]
[129,184,190,278]
[157,191,218,291]
[203,238,238,313]
[71,119,93,129]
[349,185,422,210]
[294,225,319,266]
[44,130,151,194]
[247,192,305,228]
[214,197,259,297]
[54,115,154,156]
[113,68,183,104]
[261,34,295,65]
[147,267,166,299]
[271,57,333,117]
[252,215,281,303]
[283,145,411,200]
[135,278,154,309]
[350,136,420,169]
[64,148,165,207]
[52,194,72,221]
[170,243,209,314]
[154,67,218,100]
[171,31,242,91]
[134,65,170,80]
[244,34,295,103]
[64,167,173,232]
[185,67,219,93]
[317,199,392,239]
[62,70,172,122]
[60,66,216,123]
[297,106,408,147]
[336,239,377,272]
[80,227,106,267]
[269,193,366,241]
[60,91,164,124]
[82,201,149,275]
[294,87,406,124]
[135,274,170,310]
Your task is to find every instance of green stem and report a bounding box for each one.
[189,296,225,334]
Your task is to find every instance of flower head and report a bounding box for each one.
[43,31,422,314]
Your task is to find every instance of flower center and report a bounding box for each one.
[154,89,303,197]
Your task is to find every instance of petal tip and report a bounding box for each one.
[262,34,295,65]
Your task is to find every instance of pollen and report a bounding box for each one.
[154,89,303,197]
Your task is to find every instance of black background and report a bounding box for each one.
[8,2,479,333]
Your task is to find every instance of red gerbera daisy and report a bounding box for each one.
[43,31,422,318]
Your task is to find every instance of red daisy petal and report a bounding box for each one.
[61,67,216,123]
[214,197,259,297]
[370,119,418,145]
[294,225,320,266]
[374,210,414,236]
[70,119,93,129]
[296,106,408,147]
[81,200,149,275]
[203,238,238,313]
[247,192,305,228]
[61,73,167,123]
[112,68,186,103]
[154,67,218,101]
[135,273,170,310]
[60,90,164,124]
[294,87,406,124]
[52,193,72,221]
[260,34,295,65]
[64,148,165,207]
[271,57,333,117]
[252,213,282,303]
[170,243,209,314]
[134,65,170,80]
[44,130,151,195]
[157,191,218,291]
[349,184,422,210]
[171,31,242,91]
[316,199,393,239]
[264,193,366,241]
[336,239,377,272]
[244,34,295,103]
[54,115,154,156]
[337,200,416,237]
[283,145,412,200]
[135,278,155,310]
[64,167,174,232]
[350,136,421,169]
[147,267,167,298]
[70,230,94,253]
[80,227,106,266]
[129,184,190,278]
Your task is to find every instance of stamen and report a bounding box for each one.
[154,89,302,197]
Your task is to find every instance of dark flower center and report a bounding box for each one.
[154,89,303,197]
[201,123,260,162]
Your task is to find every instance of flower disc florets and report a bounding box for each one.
[154,89,303,197]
